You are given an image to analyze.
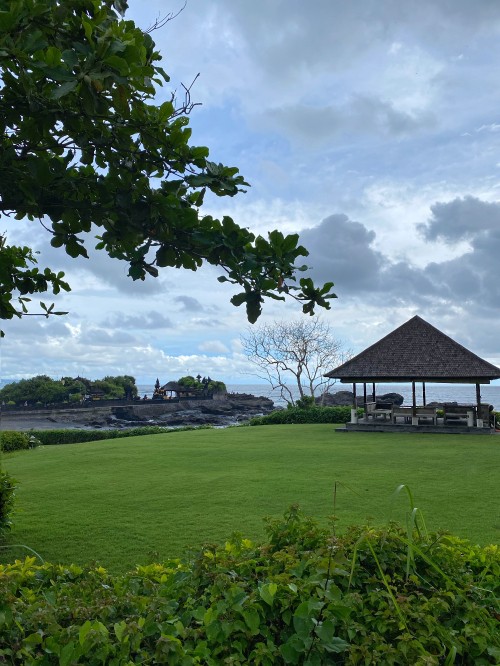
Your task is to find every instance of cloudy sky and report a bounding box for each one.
[3,0,500,387]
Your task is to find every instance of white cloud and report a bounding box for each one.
[198,340,230,354]
[476,123,500,133]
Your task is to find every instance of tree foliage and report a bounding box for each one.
[91,375,138,400]
[0,0,336,334]
[0,374,137,404]
[241,318,350,406]
[177,375,226,394]
[0,470,16,535]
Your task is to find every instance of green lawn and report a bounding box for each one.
[2,425,499,573]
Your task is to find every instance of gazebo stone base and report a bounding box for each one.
[336,422,494,435]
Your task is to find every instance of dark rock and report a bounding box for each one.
[377,392,404,406]
[2,393,276,431]
[317,391,353,406]
[317,390,404,406]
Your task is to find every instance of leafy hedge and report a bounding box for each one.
[251,407,500,428]
[1,425,212,448]
[0,509,498,664]
[250,406,362,425]
[0,431,31,452]
[27,426,173,445]
[0,471,16,535]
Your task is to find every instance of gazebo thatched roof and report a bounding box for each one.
[325,315,500,384]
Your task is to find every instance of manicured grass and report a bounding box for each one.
[1,425,499,572]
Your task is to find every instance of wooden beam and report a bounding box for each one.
[422,381,426,406]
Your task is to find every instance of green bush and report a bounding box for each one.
[0,510,498,663]
[23,424,212,446]
[0,431,30,452]
[294,395,316,409]
[178,375,226,394]
[0,471,16,535]
[250,406,360,425]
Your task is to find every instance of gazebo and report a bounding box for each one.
[324,315,500,432]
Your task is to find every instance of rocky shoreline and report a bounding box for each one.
[0,393,277,431]
[1,390,408,431]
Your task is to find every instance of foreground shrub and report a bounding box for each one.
[0,471,16,535]
[250,406,360,425]
[16,425,211,446]
[0,509,498,664]
[0,431,30,452]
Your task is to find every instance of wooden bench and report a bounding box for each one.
[443,404,473,426]
[416,406,437,425]
[392,406,437,425]
[392,406,412,424]
[365,401,392,421]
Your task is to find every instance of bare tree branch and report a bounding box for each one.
[144,2,187,34]
[241,318,351,407]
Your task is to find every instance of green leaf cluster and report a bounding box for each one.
[0,509,498,663]
[250,406,360,426]
[0,0,337,330]
[90,375,138,400]
[0,374,138,405]
[8,424,213,446]
[177,375,226,394]
[0,471,16,535]
[0,238,69,336]
[0,431,30,452]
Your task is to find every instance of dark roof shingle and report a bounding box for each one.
[325,315,500,383]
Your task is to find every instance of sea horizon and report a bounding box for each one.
[1,378,499,411]
[137,382,500,411]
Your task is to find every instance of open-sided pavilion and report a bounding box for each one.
[324,315,500,433]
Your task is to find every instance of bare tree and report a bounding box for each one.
[241,318,350,406]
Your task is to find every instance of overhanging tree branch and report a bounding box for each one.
[0,0,337,333]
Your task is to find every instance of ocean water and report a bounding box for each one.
[138,383,500,411]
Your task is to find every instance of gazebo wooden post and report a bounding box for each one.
[363,382,368,421]
[422,382,426,406]
[372,383,376,401]
[475,383,482,428]
[351,383,358,423]
[411,381,418,425]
